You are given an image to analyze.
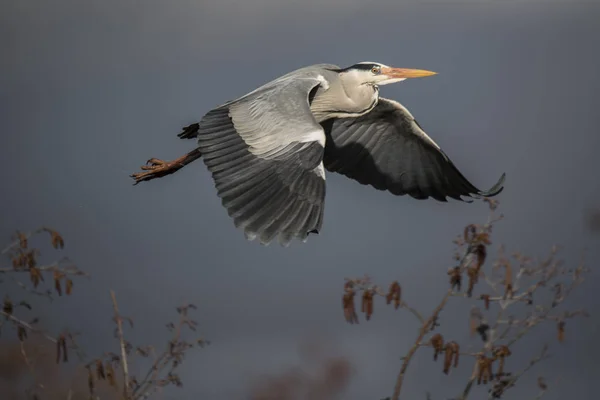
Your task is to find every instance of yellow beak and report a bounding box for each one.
[381,67,438,79]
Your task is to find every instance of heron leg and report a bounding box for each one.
[130,148,202,185]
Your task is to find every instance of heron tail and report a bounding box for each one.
[178,123,200,139]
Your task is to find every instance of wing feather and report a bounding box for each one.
[194,70,331,245]
[322,98,505,201]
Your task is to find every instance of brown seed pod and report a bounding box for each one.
[54,271,63,296]
[49,230,65,249]
[26,250,37,268]
[106,362,116,387]
[503,262,514,300]
[466,267,479,297]
[56,335,68,364]
[66,279,73,295]
[472,243,487,269]
[480,294,490,310]
[3,297,13,316]
[96,359,106,380]
[361,289,374,321]
[443,341,460,374]
[451,342,460,368]
[29,267,42,288]
[342,290,358,324]
[430,333,444,361]
[448,267,462,291]
[492,345,512,378]
[386,281,401,309]
[476,355,493,385]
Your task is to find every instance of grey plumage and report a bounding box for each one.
[322,98,505,201]
[132,62,505,246]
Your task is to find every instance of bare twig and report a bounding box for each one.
[391,289,453,400]
[131,303,205,400]
[486,345,550,399]
[0,309,57,343]
[344,200,588,400]
[2,228,206,400]
[399,301,426,325]
[110,290,131,399]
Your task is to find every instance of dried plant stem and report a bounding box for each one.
[0,309,57,343]
[391,289,452,400]
[133,309,187,400]
[20,340,36,378]
[110,290,131,399]
[1,226,57,255]
[485,346,550,400]
[400,301,426,324]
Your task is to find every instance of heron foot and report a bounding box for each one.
[129,148,202,185]
[130,158,184,184]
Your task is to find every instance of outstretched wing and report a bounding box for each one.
[195,68,333,246]
[322,98,505,202]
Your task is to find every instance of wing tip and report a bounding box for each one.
[475,172,506,198]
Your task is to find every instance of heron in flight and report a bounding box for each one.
[130,62,505,246]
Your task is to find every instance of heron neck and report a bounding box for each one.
[342,79,378,106]
[310,76,379,121]
[338,78,379,118]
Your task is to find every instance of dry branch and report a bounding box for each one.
[2,228,208,400]
[391,289,452,400]
[110,290,131,399]
[342,199,589,400]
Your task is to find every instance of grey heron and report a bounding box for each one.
[130,62,505,246]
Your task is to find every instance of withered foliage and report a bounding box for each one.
[340,276,406,323]
[340,200,590,400]
[82,301,209,400]
[2,227,84,297]
[1,228,85,373]
[1,228,209,400]
[0,336,119,400]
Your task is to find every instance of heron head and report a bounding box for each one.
[342,62,437,86]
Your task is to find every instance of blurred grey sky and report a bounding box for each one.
[1,0,599,399]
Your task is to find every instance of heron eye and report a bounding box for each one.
[371,66,381,75]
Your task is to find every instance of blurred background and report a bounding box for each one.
[1,0,599,399]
